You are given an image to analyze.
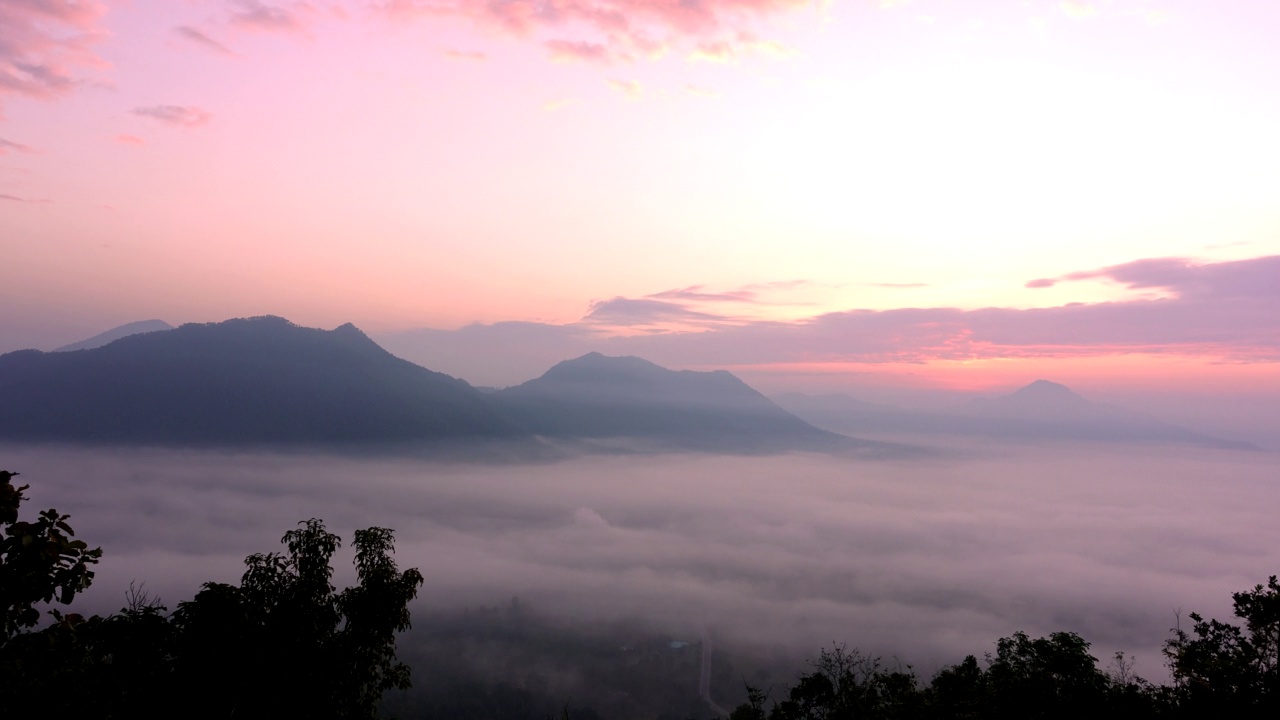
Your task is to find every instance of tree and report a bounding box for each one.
[172,518,425,719]
[982,631,1108,718]
[1165,576,1280,714]
[767,644,923,720]
[0,469,102,641]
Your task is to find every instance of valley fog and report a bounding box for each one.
[5,442,1278,681]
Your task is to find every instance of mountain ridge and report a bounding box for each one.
[54,319,175,352]
[774,380,1259,450]
[492,352,887,454]
[0,316,523,447]
[1,318,894,456]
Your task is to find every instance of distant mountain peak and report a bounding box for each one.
[331,321,373,341]
[1013,379,1081,398]
[489,352,866,453]
[541,352,666,380]
[964,379,1092,419]
[55,319,174,352]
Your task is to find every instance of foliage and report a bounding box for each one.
[0,472,421,720]
[0,469,102,640]
[170,518,425,719]
[1164,575,1280,714]
[734,631,1153,720]
[981,630,1108,718]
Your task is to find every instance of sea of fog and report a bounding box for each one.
[4,441,1278,681]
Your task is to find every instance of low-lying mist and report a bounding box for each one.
[5,441,1278,684]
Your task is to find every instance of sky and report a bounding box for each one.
[2,0,1279,404]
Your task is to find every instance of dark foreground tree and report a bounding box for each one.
[1164,575,1280,716]
[170,518,425,719]
[1,471,421,720]
[0,469,102,640]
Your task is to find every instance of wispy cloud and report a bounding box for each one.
[0,193,51,204]
[0,0,110,110]
[584,297,733,328]
[175,26,236,56]
[378,0,814,63]
[1027,256,1280,300]
[607,79,642,98]
[0,138,36,155]
[546,39,612,64]
[443,49,487,61]
[1059,0,1099,19]
[229,0,310,36]
[690,40,736,63]
[133,105,214,128]
[114,134,145,146]
[542,97,576,111]
[648,286,758,303]
[390,255,1280,380]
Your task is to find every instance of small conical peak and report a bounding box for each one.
[1005,379,1090,407]
[1016,379,1076,396]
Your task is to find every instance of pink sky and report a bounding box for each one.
[2,1,1278,407]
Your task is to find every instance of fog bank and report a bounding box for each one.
[4,443,1277,679]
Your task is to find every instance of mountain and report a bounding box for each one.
[964,379,1096,420]
[54,320,175,352]
[0,316,523,447]
[775,381,1258,450]
[489,352,878,453]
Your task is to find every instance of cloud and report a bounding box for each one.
[648,286,758,303]
[0,138,36,155]
[0,193,50,204]
[133,105,214,128]
[229,0,310,35]
[584,297,732,327]
[690,40,736,63]
[607,78,642,98]
[546,39,612,64]
[1029,256,1280,300]
[175,26,236,56]
[13,445,1279,682]
[383,255,1280,383]
[1059,0,1098,19]
[377,0,816,62]
[0,0,110,110]
[542,97,576,111]
[684,84,717,96]
[114,134,145,146]
[443,49,487,61]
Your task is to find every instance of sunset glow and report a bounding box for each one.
[2,0,1278,398]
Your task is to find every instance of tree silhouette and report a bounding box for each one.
[172,518,424,719]
[1,474,421,720]
[1165,575,1280,714]
[0,469,102,641]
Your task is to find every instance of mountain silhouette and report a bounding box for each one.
[0,316,522,447]
[54,319,175,352]
[964,379,1095,417]
[775,380,1258,450]
[490,352,878,453]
